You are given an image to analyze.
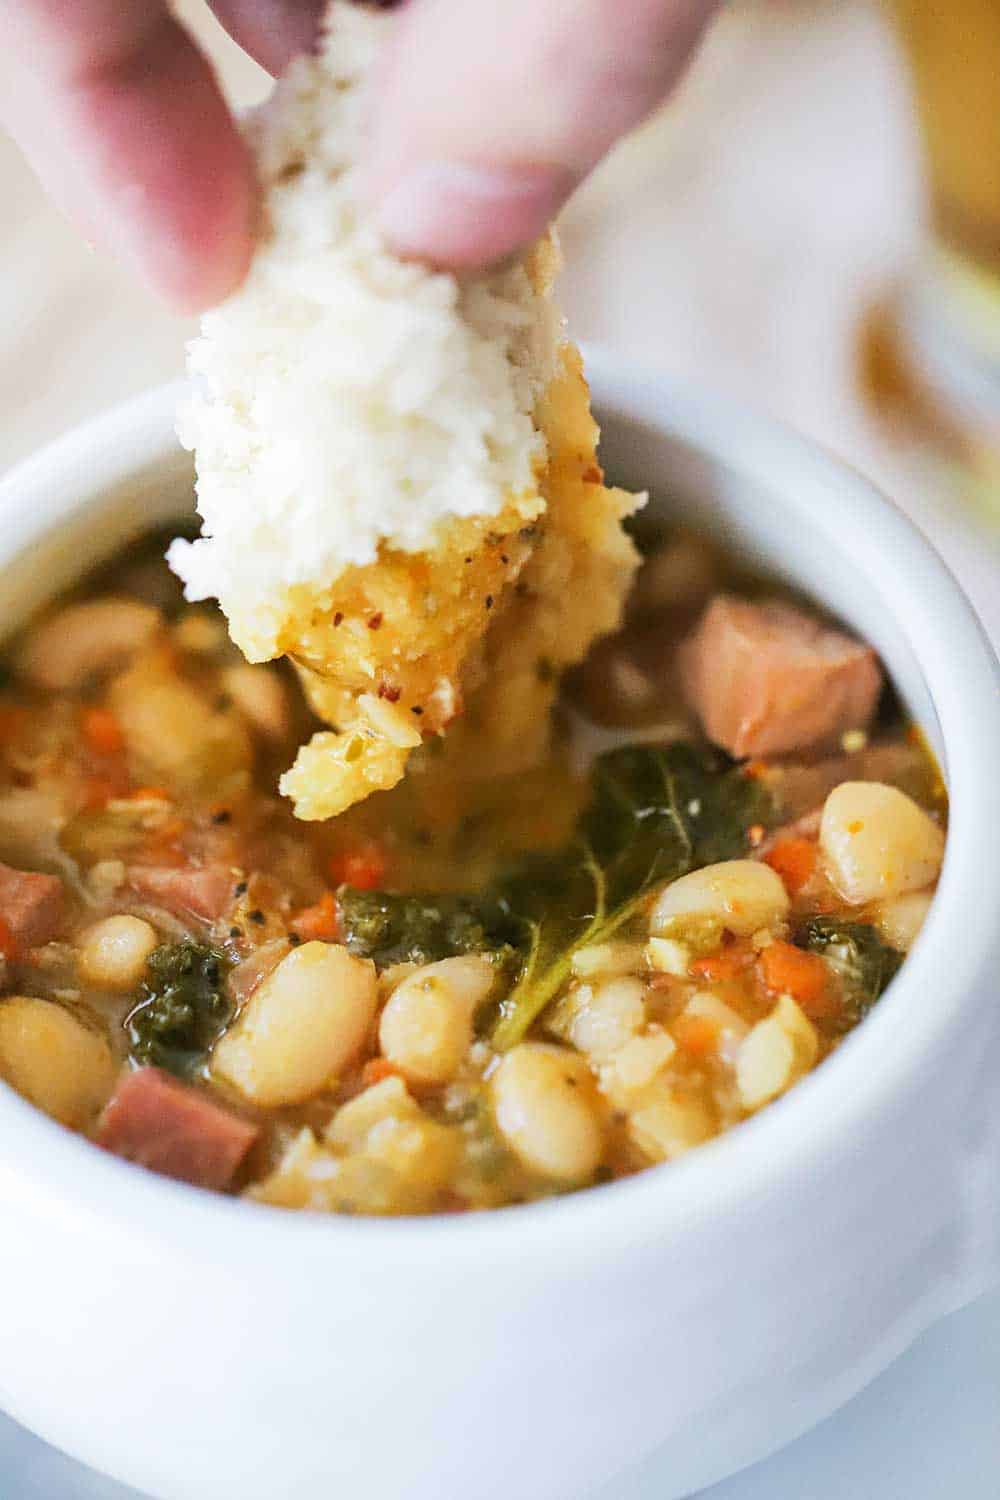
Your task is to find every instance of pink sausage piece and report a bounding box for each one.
[678,595,883,759]
[0,861,64,949]
[128,864,236,921]
[96,1067,258,1191]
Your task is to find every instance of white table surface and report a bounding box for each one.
[0,2,997,1495]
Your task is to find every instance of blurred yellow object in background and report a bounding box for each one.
[892,0,1000,282]
[880,0,1000,425]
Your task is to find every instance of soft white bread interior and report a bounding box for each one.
[171,1,643,820]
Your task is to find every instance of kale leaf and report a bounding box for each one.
[798,917,904,1027]
[489,743,775,1049]
[338,889,523,971]
[339,744,774,1052]
[126,941,232,1078]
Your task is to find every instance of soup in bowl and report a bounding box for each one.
[0,361,995,1500]
[0,518,945,1213]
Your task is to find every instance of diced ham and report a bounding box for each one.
[96,1067,258,1191]
[678,595,883,759]
[128,864,235,921]
[0,861,63,949]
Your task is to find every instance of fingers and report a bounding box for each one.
[367,0,722,268]
[207,0,325,75]
[1,0,718,303]
[1,1,255,310]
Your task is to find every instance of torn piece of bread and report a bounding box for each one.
[170,1,642,820]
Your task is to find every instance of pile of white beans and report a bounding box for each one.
[234,778,944,1204]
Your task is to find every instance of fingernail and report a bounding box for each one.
[375,161,572,268]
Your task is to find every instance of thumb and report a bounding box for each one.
[366,0,721,269]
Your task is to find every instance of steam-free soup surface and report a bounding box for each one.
[0,524,945,1213]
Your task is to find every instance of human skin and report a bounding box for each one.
[0,0,720,309]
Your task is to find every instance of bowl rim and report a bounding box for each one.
[0,351,998,1270]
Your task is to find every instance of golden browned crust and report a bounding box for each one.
[278,241,641,821]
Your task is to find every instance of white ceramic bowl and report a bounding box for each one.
[0,356,997,1500]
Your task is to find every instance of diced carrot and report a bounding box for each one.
[328,843,387,891]
[290,890,340,942]
[764,837,818,895]
[0,915,18,961]
[689,940,752,983]
[81,706,125,756]
[757,940,830,1013]
[128,786,171,803]
[673,1013,721,1057]
[690,953,739,982]
[361,1057,403,1088]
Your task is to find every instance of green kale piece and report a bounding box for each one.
[339,744,775,1052]
[126,941,232,1078]
[338,889,522,971]
[489,743,775,1049]
[798,917,904,1028]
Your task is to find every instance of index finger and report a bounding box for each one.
[369,0,720,269]
[1,0,255,310]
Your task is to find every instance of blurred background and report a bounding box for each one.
[1,0,998,1495]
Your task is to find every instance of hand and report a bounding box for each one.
[1,0,719,311]
[368,0,722,267]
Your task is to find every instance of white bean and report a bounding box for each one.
[651,860,789,941]
[327,1077,460,1193]
[645,937,690,976]
[869,890,934,952]
[172,612,227,655]
[820,782,945,904]
[327,1076,416,1151]
[0,997,115,1128]
[565,977,646,1060]
[570,941,646,979]
[21,599,161,690]
[78,916,158,991]
[378,955,495,1085]
[628,1090,714,1162]
[213,942,377,1106]
[252,1115,459,1214]
[681,992,749,1065]
[598,1027,677,1109]
[736,995,818,1111]
[109,653,254,792]
[492,1043,603,1183]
